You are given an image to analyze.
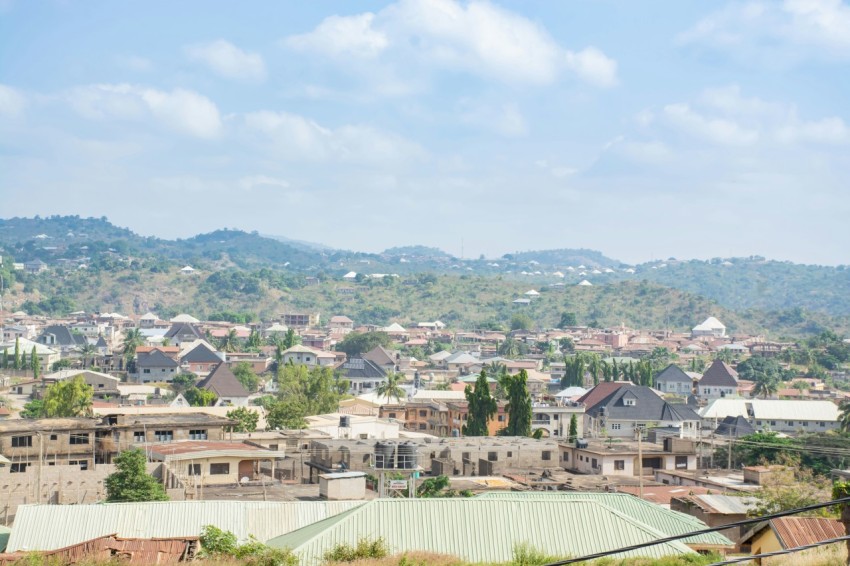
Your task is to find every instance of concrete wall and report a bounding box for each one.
[319,476,366,500]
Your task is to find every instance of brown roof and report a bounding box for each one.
[616,485,712,506]
[136,346,180,354]
[197,362,250,398]
[772,517,845,549]
[0,534,197,564]
[148,440,270,458]
[577,381,630,408]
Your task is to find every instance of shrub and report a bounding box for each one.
[324,537,389,562]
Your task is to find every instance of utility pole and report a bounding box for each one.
[636,427,644,499]
[728,436,733,470]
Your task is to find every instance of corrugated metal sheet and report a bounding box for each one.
[7,500,364,552]
[476,492,733,548]
[268,499,696,564]
[772,517,846,548]
[691,494,758,516]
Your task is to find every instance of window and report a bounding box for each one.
[50,434,57,440]
[756,421,762,426]
[820,422,826,427]
[623,398,636,406]
[269,444,279,451]
[542,451,552,461]
[189,429,208,440]
[210,463,229,475]
[675,456,689,470]
[611,423,622,430]
[154,430,174,442]
[70,433,89,445]
[419,410,427,417]
[562,452,569,462]
[98,384,104,388]
[143,369,151,374]
[488,452,498,462]
[770,421,776,426]
[133,431,146,443]
[507,451,513,458]
[388,413,397,419]
[614,460,625,470]
[802,421,808,427]
[497,415,505,422]
[10,463,28,473]
[11,435,32,448]
[462,452,470,461]
[187,464,201,476]
[418,423,426,430]
[69,460,88,471]
[786,421,794,427]
[591,458,598,469]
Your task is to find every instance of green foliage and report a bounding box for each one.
[558,312,578,328]
[170,372,197,393]
[13,338,20,370]
[510,313,533,331]
[266,396,308,430]
[19,399,45,419]
[568,414,578,442]
[30,346,39,379]
[105,448,168,502]
[42,375,93,417]
[376,373,406,403]
[233,362,260,392]
[199,525,238,556]
[20,295,77,316]
[323,537,389,562]
[415,474,474,498]
[337,331,392,357]
[226,406,259,433]
[511,542,563,566]
[503,370,532,437]
[208,311,256,324]
[184,386,218,407]
[463,370,497,436]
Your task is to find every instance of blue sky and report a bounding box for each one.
[1,0,849,264]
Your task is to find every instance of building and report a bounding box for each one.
[319,472,366,500]
[44,369,121,400]
[267,498,719,564]
[280,313,320,328]
[281,345,322,367]
[149,440,283,487]
[582,384,701,439]
[697,360,739,399]
[741,517,846,561]
[670,494,759,551]
[135,348,180,383]
[654,364,694,396]
[338,358,388,394]
[531,404,584,438]
[179,341,224,376]
[197,363,251,406]
[35,325,87,354]
[699,398,841,434]
[561,437,698,477]
[692,317,726,338]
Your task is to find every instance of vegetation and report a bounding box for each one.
[502,370,532,437]
[226,407,259,433]
[199,525,298,566]
[463,371,497,436]
[324,538,389,562]
[184,387,218,407]
[232,362,260,393]
[376,373,406,403]
[338,332,393,357]
[262,364,348,430]
[416,475,473,498]
[20,375,94,418]
[105,448,168,502]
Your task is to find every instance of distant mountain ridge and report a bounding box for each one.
[1,215,849,317]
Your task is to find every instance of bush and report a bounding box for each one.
[199,525,237,556]
[511,543,563,566]
[324,537,389,562]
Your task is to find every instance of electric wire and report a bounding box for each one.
[707,535,850,566]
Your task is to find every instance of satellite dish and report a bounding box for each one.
[240,476,250,484]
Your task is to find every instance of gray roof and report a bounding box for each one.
[37,325,87,347]
[699,360,739,387]
[198,363,249,398]
[655,364,693,384]
[136,349,179,369]
[586,385,700,422]
[164,322,202,340]
[181,343,222,364]
[340,357,387,379]
[714,415,755,438]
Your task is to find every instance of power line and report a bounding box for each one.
[543,496,850,565]
[708,534,850,565]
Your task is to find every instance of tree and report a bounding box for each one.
[568,414,578,442]
[558,312,577,329]
[510,313,533,331]
[122,328,144,359]
[105,448,168,502]
[217,329,241,353]
[171,372,197,394]
[232,362,260,393]
[498,337,520,358]
[226,407,259,433]
[266,396,308,429]
[184,387,217,407]
[337,331,391,357]
[42,375,92,417]
[840,402,850,433]
[76,342,97,369]
[13,337,20,370]
[246,329,262,351]
[503,370,532,437]
[30,346,39,379]
[1,347,7,369]
[463,370,497,436]
[282,328,301,350]
[375,373,405,403]
[19,399,45,419]
[752,373,780,399]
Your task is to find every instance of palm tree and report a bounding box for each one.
[498,337,520,358]
[122,328,144,359]
[76,343,97,369]
[376,373,406,403]
[218,329,240,353]
[752,374,779,399]
[839,401,850,433]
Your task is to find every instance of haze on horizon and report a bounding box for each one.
[1,1,849,265]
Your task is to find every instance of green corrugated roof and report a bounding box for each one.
[475,492,733,548]
[268,499,697,564]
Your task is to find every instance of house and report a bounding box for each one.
[281,345,322,367]
[24,259,47,274]
[263,322,289,338]
[281,313,319,328]
[530,405,584,438]
[582,384,701,439]
[741,517,846,560]
[138,312,160,329]
[0,337,59,372]
[362,345,399,373]
[561,437,698,478]
[692,317,727,338]
[670,494,759,551]
[45,369,121,400]
[35,325,87,354]
[180,341,224,376]
[149,440,282,486]
[163,322,203,346]
[713,415,756,438]
[654,364,694,396]
[699,398,841,434]
[338,358,388,395]
[197,363,250,406]
[698,359,739,399]
[135,349,180,383]
[328,316,354,331]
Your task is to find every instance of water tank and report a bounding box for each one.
[375,441,396,469]
[339,415,351,428]
[576,439,588,449]
[397,442,418,470]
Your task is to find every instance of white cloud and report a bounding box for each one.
[242,110,426,163]
[663,103,760,146]
[776,116,849,144]
[66,84,222,139]
[458,100,528,137]
[283,0,616,87]
[238,175,291,190]
[186,40,267,81]
[115,55,154,72]
[680,0,850,58]
[0,84,26,117]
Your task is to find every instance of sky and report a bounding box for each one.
[1,0,849,265]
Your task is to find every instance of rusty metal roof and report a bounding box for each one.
[772,517,846,549]
[0,534,198,564]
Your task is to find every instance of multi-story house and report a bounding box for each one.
[654,364,694,396]
[697,360,739,399]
